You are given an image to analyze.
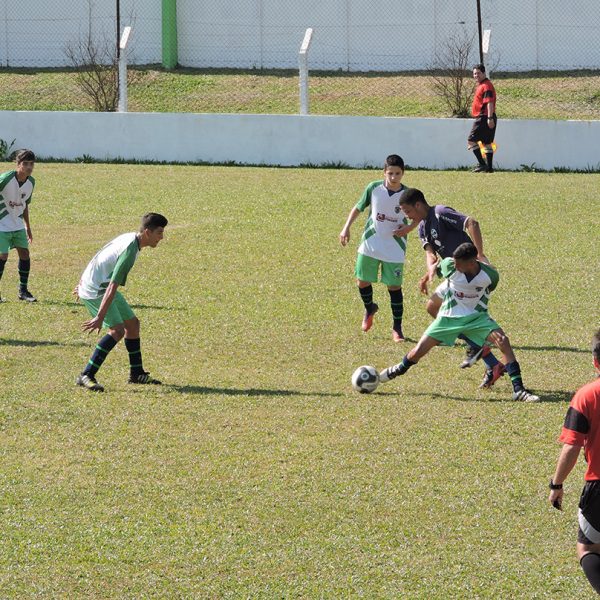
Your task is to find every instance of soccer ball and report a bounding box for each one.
[351,365,380,394]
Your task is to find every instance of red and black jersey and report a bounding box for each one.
[559,378,600,480]
[471,79,496,117]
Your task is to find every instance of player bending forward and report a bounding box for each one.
[74,213,168,392]
[379,242,539,402]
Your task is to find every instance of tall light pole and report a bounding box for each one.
[476,0,484,65]
[116,0,121,61]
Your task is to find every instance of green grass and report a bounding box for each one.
[0,163,599,597]
[1,67,600,119]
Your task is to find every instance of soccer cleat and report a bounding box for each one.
[478,362,506,389]
[512,389,540,402]
[460,345,491,369]
[76,373,104,392]
[472,165,487,173]
[361,303,379,332]
[379,363,402,383]
[18,289,37,302]
[392,328,405,343]
[128,371,162,385]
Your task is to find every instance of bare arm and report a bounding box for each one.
[549,443,582,510]
[464,217,490,264]
[82,281,119,333]
[393,220,418,238]
[22,206,32,243]
[339,207,361,246]
[419,245,439,295]
[487,100,495,128]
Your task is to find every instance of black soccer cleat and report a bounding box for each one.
[76,373,104,392]
[460,345,490,369]
[18,289,37,302]
[379,363,403,383]
[128,371,162,385]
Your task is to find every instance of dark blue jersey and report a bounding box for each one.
[418,205,472,258]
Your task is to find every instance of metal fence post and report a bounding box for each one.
[298,28,313,115]
[118,26,132,113]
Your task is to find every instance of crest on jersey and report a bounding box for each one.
[394,206,400,213]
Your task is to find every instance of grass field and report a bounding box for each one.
[0,163,599,597]
[0,67,599,120]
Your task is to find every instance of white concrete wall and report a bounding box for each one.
[0,110,596,171]
[1,0,598,71]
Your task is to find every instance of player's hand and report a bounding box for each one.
[339,229,350,246]
[418,274,430,295]
[477,253,490,265]
[393,225,412,237]
[549,488,563,511]
[487,118,495,129]
[26,228,33,244]
[82,316,103,334]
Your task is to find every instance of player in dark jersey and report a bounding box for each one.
[396,188,505,388]
[468,64,497,173]
[549,330,600,594]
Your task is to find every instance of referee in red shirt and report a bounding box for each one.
[467,64,497,173]
[549,329,600,594]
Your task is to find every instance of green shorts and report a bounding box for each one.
[355,253,404,286]
[82,291,136,329]
[0,229,28,254]
[424,312,500,347]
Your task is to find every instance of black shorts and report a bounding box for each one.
[468,114,497,145]
[578,480,600,544]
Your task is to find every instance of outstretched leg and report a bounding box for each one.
[379,334,441,382]
[486,329,539,401]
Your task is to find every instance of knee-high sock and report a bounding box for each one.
[83,334,118,378]
[359,285,374,312]
[124,337,144,377]
[581,553,600,594]
[18,258,30,290]
[472,147,485,166]
[388,288,403,332]
[0,258,6,283]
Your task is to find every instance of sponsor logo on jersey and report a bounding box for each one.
[376,212,399,224]
[455,291,479,299]
[8,199,24,208]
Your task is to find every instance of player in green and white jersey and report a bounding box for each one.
[0,149,37,302]
[378,242,539,401]
[74,213,168,392]
[339,155,417,342]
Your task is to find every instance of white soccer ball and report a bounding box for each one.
[351,365,380,394]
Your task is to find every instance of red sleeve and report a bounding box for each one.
[558,387,591,447]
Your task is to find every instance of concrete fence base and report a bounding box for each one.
[0,111,597,171]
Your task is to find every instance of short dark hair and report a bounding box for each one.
[453,242,478,260]
[398,187,426,207]
[593,329,600,363]
[16,149,35,163]
[140,212,168,232]
[473,64,486,73]
[384,154,404,170]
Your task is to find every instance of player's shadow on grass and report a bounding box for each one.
[413,390,571,403]
[130,304,182,311]
[39,300,81,308]
[510,344,589,354]
[0,338,88,348]
[167,384,342,398]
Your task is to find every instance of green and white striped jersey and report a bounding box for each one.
[437,257,499,317]
[355,181,409,263]
[0,170,34,232]
[78,232,140,300]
